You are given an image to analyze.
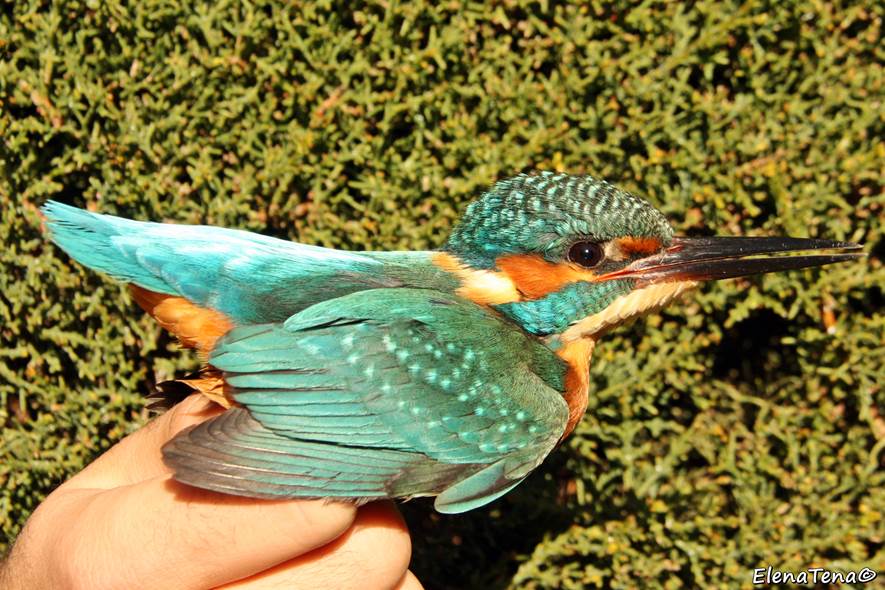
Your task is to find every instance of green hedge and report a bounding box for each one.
[1,1,882,588]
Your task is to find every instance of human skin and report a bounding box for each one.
[0,395,423,590]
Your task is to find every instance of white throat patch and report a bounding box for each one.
[561,280,698,342]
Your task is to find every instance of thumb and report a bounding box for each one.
[66,394,223,490]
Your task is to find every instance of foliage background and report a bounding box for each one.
[1,0,882,588]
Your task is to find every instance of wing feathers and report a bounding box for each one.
[225,371,337,390]
[165,289,570,511]
[164,408,467,500]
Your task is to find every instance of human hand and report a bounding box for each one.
[1,395,421,590]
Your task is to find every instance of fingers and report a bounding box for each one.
[216,502,415,590]
[55,475,357,590]
[393,571,425,590]
[0,490,83,590]
[66,395,223,490]
[25,395,418,590]
[44,395,417,590]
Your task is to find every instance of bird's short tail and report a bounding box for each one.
[42,201,177,294]
[41,201,389,325]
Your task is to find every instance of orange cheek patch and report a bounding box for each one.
[496,254,598,299]
[432,252,520,305]
[616,236,662,257]
[130,285,235,358]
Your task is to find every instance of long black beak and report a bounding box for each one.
[614,236,864,285]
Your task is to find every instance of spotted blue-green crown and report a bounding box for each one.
[445,172,674,268]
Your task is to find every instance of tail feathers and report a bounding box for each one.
[42,201,175,294]
[41,201,393,323]
[162,407,471,503]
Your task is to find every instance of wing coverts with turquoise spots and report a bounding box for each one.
[164,289,570,513]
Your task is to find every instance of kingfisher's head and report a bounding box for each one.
[441,172,862,345]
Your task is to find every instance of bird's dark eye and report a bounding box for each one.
[567,241,604,268]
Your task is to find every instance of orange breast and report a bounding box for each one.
[129,285,234,358]
[556,337,596,439]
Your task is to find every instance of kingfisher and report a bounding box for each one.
[42,172,862,513]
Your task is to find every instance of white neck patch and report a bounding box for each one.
[561,280,698,342]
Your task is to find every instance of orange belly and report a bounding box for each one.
[130,285,234,358]
[130,285,236,408]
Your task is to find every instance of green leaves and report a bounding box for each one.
[1,0,882,587]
